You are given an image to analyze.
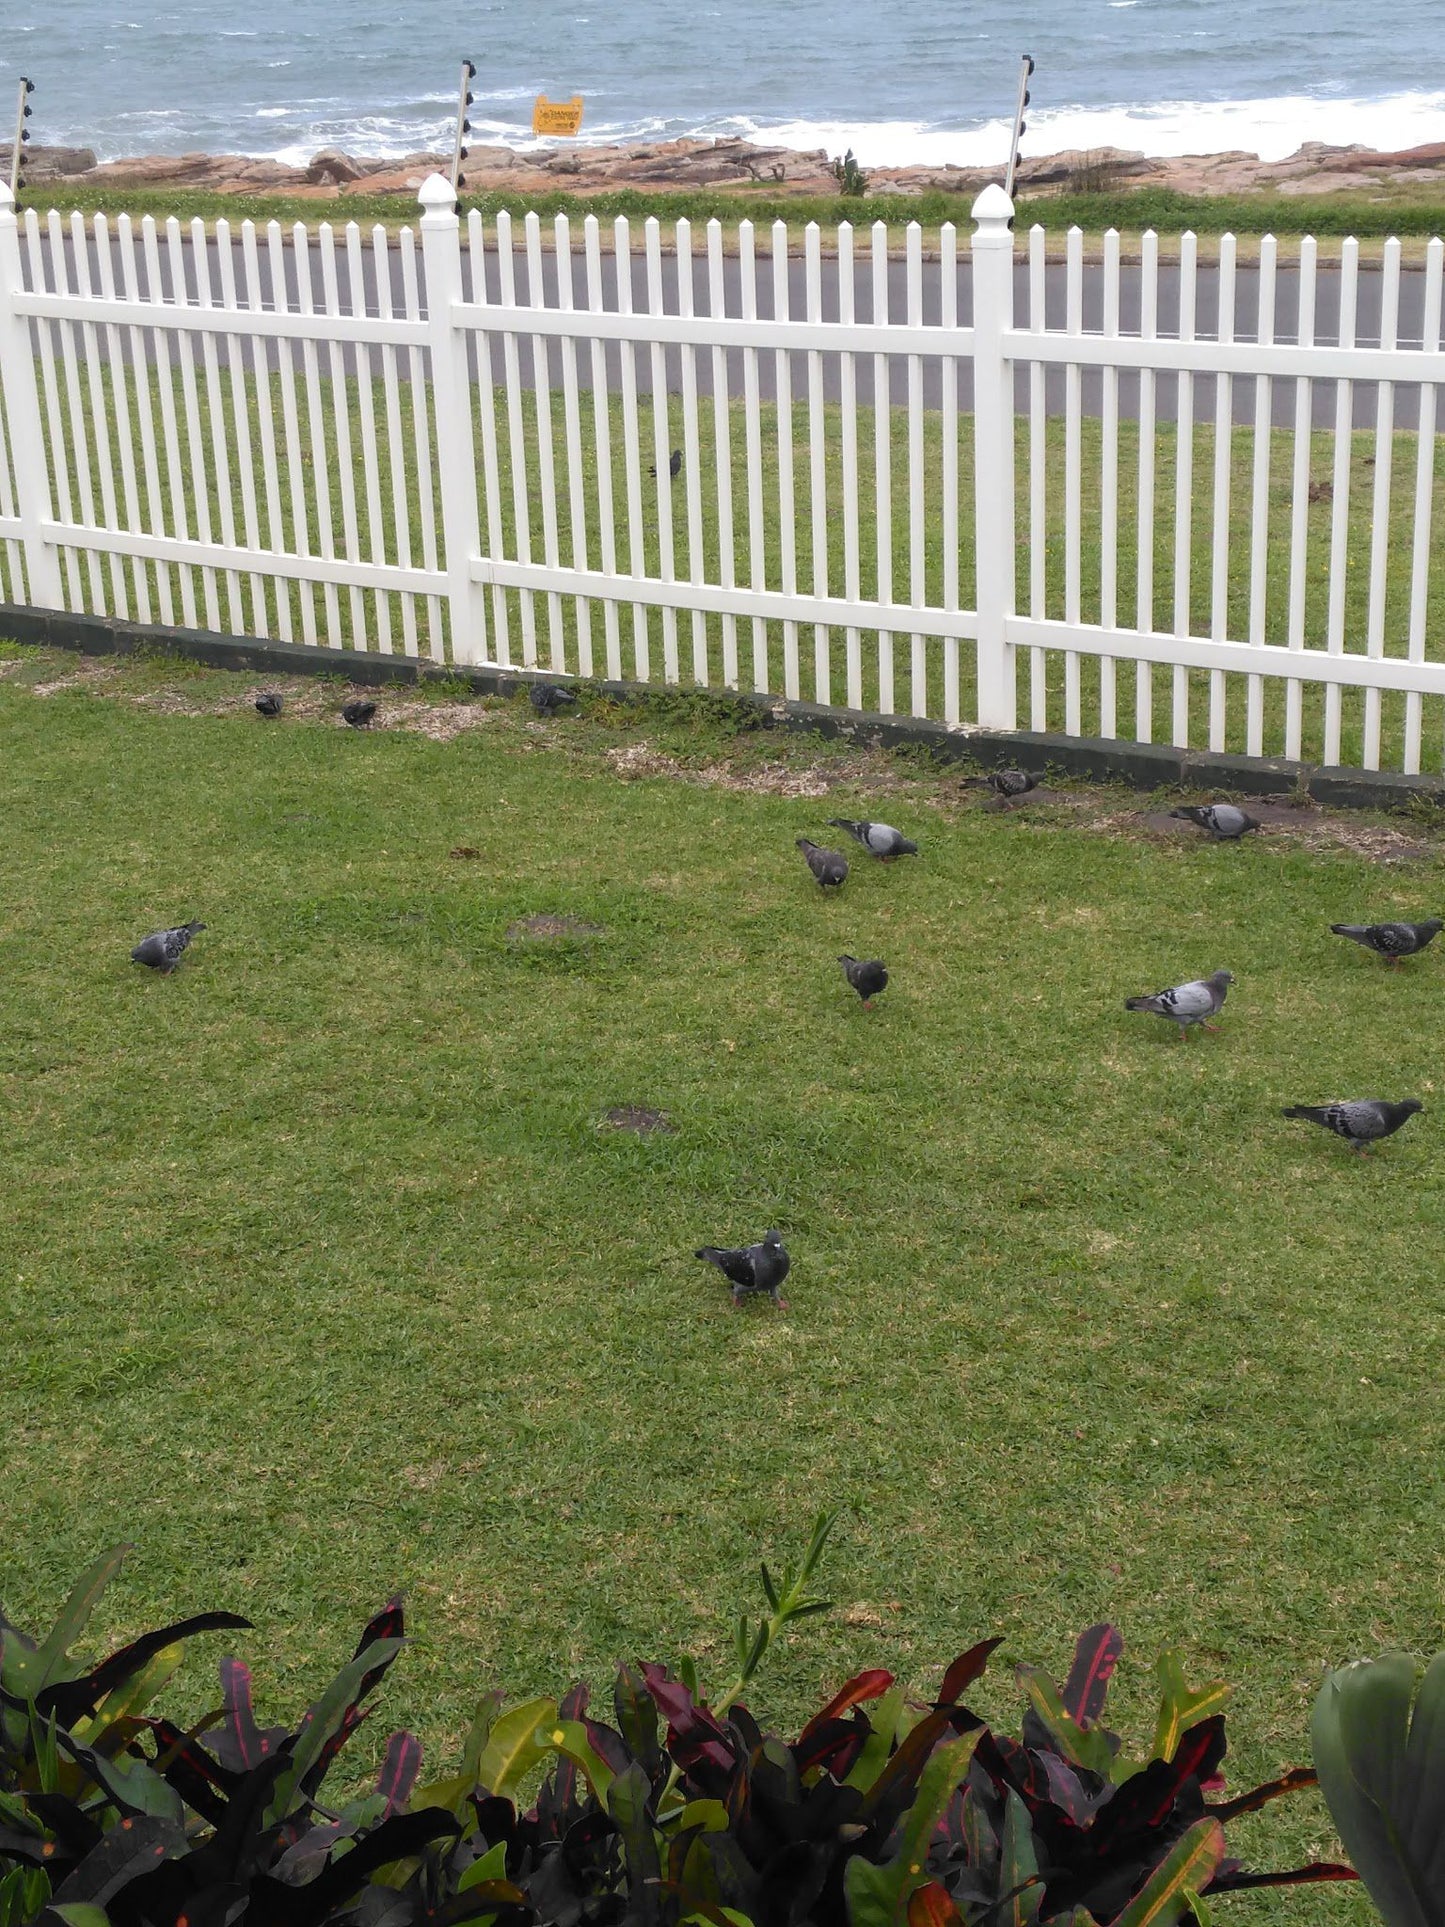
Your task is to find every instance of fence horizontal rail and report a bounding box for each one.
[1007,328,1445,384]
[12,288,430,346]
[455,302,979,358]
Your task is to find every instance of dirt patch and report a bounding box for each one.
[507,914,605,942]
[449,845,481,860]
[600,1105,676,1135]
[391,701,493,742]
[1110,803,1436,864]
[605,739,855,798]
[31,660,123,697]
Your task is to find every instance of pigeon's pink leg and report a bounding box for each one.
[1202,1021,1221,1033]
[774,1297,790,1311]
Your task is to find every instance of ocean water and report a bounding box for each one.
[7,0,1445,168]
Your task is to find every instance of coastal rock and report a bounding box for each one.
[46,132,1445,205]
[26,145,98,179]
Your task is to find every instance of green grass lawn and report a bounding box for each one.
[2,645,1444,1918]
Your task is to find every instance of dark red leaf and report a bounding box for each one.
[375,1729,422,1816]
[219,1656,266,1770]
[1061,1624,1123,1729]
[1207,1766,1317,1821]
[937,1639,1003,1708]
[638,1663,738,1789]
[796,1668,895,1748]
[1209,1862,1358,1891]
[35,1613,252,1725]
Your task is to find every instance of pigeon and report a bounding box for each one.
[131,920,206,975]
[1281,1098,1424,1154]
[341,699,377,728]
[988,768,1039,804]
[528,683,579,716]
[839,955,888,1008]
[1330,919,1443,965]
[796,837,848,889]
[695,1229,791,1309]
[1124,968,1234,1039]
[650,449,682,479]
[1169,804,1261,841]
[826,818,918,860]
[254,692,284,718]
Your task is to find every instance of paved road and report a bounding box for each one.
[27,227,1441,430]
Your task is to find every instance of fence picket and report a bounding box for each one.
[1284,237,1316,759]
[676,217,708,686]
[1135,228,1159,741]
[1171,230,1197,748]
[1324,239,1359,764]
[1405,239,1443,773]
[1208,232,1236,752]
[646,215,681,684]
[837,220,862,710]
[1099,226,1120,738]
[1363,238,1401,769]
[554,213,594,676]
[1027,223,1047,730]
[1245,235,1275,756]
[585,214,622,680]
[773,219,801,702]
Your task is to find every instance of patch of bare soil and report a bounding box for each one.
[31,659,124,697]
[1106,802,1436,864]
[507,914,605,942]
[390,702,493,741]
[604,739,869,798]
[600,1105,676,1135]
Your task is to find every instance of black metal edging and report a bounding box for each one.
[6,601,1444,815]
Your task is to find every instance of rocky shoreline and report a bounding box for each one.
[26,134,1445,202]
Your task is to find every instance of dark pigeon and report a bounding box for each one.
[694,1229,791,1309]
[1282,1098,1423,1153]
[1125,968,1233,1038]
[341,699,377,728]
[131,920,206,975]
[1331,919,1443,965]
[528,682,579,716]
[1169,803,1260,841]
[839,955,888,1008]
[827,818,918,860]
[988,768,1039,804]
[650,449,682,479]
[796,837,848,889]
[254,693,284,718]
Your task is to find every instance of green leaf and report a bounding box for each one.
[1151,1652,1230,1764]
[266,1635,404,1820]
[1112,1818,1226,1927]
[1311,1651,1445,1927]
[457,1838,509,1894]
[608,1761,661,1926]
[678,1798,729,1833]
[760,1564,779,1612]
[1016,1665,1118,1778]
[552,1718,617,1804]
[843,1734,978,1926]
[999,1789,1043,1927]
[475,1696,559,1798]
[49,1909,113,1927]
[34,1548,133,1690]
[84,1644,184,1741]
[844,1682,909,1790]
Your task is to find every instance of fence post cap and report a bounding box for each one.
[971,182,1015,229]
[417,172,459,219]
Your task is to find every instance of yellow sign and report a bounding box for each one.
[532,94,584,136]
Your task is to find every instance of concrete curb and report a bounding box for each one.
[6,602,1444,814]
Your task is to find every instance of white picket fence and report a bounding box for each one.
[2,172,1445,772]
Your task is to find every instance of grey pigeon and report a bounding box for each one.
[839,955,888,1008]
[988,768,1039,804]
[131,920,205,975]
[529,682,579,716]
[796,837,848,889]
[1125,968,1233,1038]
[694,1229,791,1309]
[1170,803,1260,841]
[254,692,283,718]
[1282,1098,1423,1154]
[827,818,918,860]
[341,699,377,728]
[1331,919,1443,965]
[650,449,682,479]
